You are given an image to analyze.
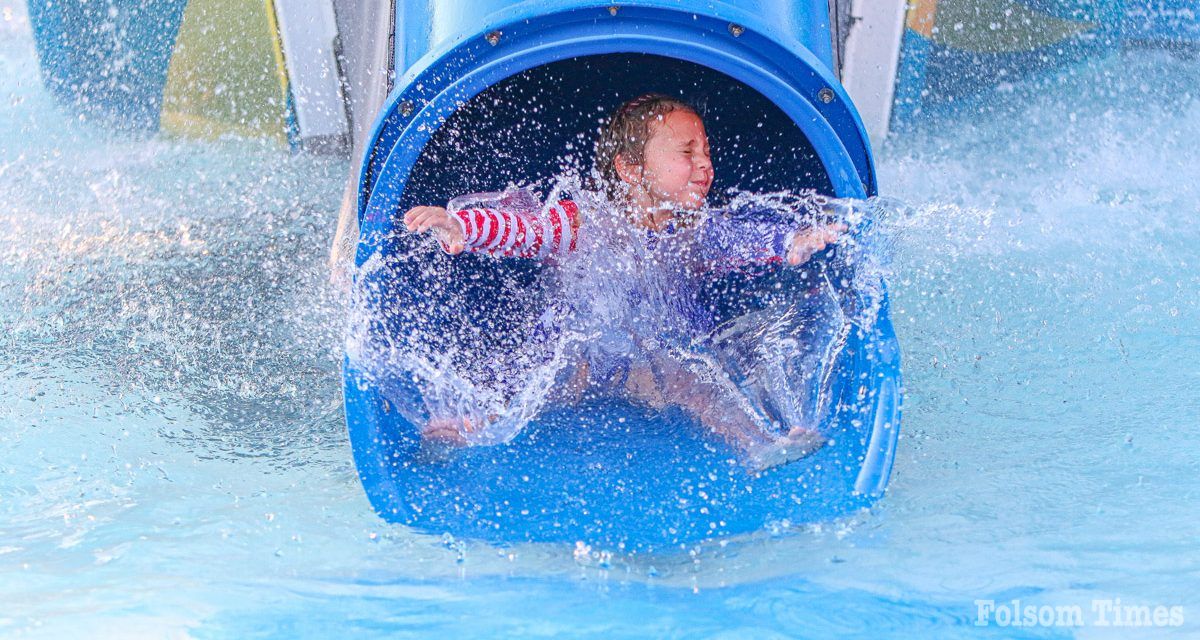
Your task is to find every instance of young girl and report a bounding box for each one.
[402,93,845,470]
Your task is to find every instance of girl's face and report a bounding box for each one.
[619,109,714,211]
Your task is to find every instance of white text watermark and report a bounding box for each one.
[974,599,1185,628]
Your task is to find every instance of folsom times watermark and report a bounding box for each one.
[975,598,1185,628]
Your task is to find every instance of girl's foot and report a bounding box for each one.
[419,414,500,450]
[415,417,472,462]
[745,427,826,473]
[421,416,472,446]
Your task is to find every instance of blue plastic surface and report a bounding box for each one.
[346,1,902,548]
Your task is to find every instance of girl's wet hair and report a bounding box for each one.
[593,93,701,198]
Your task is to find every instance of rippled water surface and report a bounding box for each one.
[2,2,1199,637]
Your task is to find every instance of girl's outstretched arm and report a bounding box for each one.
[403,205,465,254]
[402,200,580,258]
[696,209,845,269]
[785,223,846,265]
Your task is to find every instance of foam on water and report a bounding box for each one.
[2,0,1199,634]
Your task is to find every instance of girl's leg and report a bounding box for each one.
[628,352,825,470]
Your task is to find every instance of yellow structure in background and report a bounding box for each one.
[906,0,1094,53]
[160,0,291,143]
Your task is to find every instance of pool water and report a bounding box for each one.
[2,1,1199,636]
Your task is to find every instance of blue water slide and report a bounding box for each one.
[346,0,902,549]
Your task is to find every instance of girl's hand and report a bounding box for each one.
[403,206,465,254]
[787,222,847,266]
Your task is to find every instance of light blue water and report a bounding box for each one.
[3,1,1199,636]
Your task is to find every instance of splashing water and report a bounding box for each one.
[3,0,1200,633]
[346,171,887,457]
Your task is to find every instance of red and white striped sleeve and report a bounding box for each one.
[445,199,580,258]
